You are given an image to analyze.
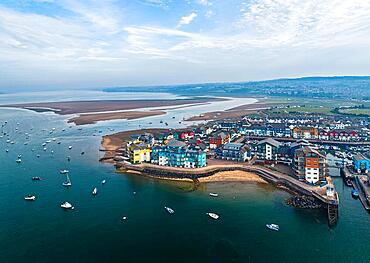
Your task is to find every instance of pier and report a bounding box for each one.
[117,162,339,225]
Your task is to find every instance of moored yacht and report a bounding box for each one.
[101,180,106,185]
[266,224,280,231]
[61,201,74,209]
[92,187,97,195]
[209,193,219,197]
[16,158,22,163]
[24,195,36,201]
[206,212,219,220]
[164,206,175,214]
[60,169,69,174]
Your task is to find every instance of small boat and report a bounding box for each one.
[101,180,106,185]
[206,212,219,220]
[43,147,47,151]
[36,154,40,158]
[68,146,72,149]
[32,176,41,181]
[62,174,72,187]
[122,216,127,220]
[92,187,97,196]
[61,201,74,210]
[160,120,163,123]
[266,224,279,231]
[164,206,175,214]
[81,151,85,155]
[351,189,359,198]
[209,193,218,197]
[67,156,71,161]
[5,149,9,153]
[42,143,46,146]
[60,169,69,174]
[16,158,22,163]
[46,140,51,143]
[57,142,61,144]
[24,195,36,201]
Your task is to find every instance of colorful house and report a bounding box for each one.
[293,146,328,184]
[128,143,151,164]
[209,131,230,149]
[151,139,206,168]
[292,127,319,139]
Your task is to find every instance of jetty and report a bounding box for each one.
[117,162,339,226]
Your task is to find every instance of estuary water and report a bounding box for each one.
[0,91,369,263]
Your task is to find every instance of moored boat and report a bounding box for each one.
[60,169,69,174]
[206,212,219,220]
[32,176,41,181]
[101,180,106,185]
[24,195,36,201]
[266,224,279,231]
[209,193,218,197]
[92,187,97,196]
[164,206,175,214]
[16,158,22,163]
[61,201,74,210]
[351,189,359,198]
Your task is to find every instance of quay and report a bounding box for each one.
[117,162,339,225]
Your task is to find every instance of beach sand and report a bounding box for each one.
[199,170,267,184]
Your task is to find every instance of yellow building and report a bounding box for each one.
[129,144,151,164]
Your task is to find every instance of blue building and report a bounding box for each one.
[353,154,370,173]
[151,139,206,168]
[215,143,251,162]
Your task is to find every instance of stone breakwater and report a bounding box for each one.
[285,195,323,209]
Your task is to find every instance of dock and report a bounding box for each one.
[117,162,339,225]
[353,175,370,210]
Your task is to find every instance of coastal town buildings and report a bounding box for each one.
[209,131,230,149]
[151,139,206,168]
[128,143,151,164]
[292,127,319,139]
[256,138,282,162]
[215,143,251,162]
[293,146,328,184]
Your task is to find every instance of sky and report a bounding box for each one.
[0,0,370,92]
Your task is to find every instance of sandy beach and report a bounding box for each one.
[68,110,166,125]
[199,170,267,184]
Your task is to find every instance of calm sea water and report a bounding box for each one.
[0,92,369,263]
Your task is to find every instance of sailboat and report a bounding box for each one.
[62,173,72,187]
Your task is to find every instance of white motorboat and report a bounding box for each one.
[68,146,72,149]
[61,201,74,209]
[32,176,41,181]
[46,140,51,143]
[16,158,22,163]
[266,224,279,231]
[101,180,106,185]
[24,195,36,201]
[122,216,127,220]
[92,187,97,195]
[60,169,69,174]
[42,143,46,146]
[209,193,219,197]
[206,212,219,220]
[164,206,175,214]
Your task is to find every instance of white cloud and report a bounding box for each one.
[177,12,198,27]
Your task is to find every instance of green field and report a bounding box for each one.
[340,108,370,116]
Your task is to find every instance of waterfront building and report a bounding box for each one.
[266,123,291,137]
[128,143,151,164]
[256,138,282,162]
[293,146,328,184]
[353,154,370,173]
[215,143,251,162]
[209,131,230,149]
[151,139,206,168]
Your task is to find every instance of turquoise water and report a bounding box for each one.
[0,93,369,262]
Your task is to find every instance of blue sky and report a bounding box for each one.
[1,0,370,91]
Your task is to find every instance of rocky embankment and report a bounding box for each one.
[285,195,323,209]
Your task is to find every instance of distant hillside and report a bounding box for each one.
[104,76,370,100]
